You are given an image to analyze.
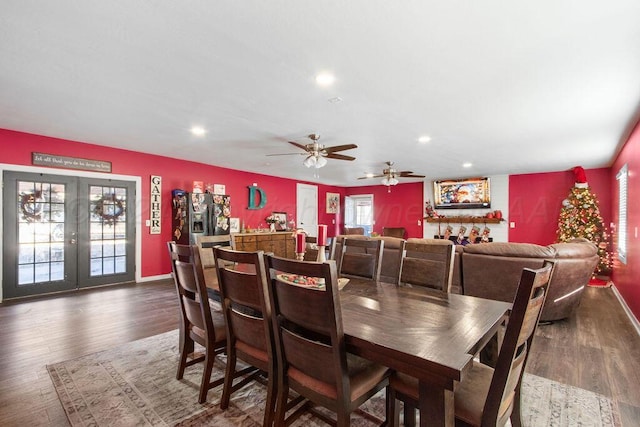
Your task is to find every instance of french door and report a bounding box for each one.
[2,171,136,299]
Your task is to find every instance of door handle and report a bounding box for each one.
[69,239,77,244]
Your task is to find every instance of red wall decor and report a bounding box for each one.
[509,167,611,245]
[344,182,424,238]
[610,118,640,320]
[0,129,344,278]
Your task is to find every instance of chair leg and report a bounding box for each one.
[263,370,276,427]
[403,402,416,427]
[220,347,237,409]
[176,336,191,380]
[274,381,289,426]
[198,350,215,404]
[336,407,351,427]
[387,387,400,427]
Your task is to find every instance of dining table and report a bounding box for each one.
[339,278,511,427]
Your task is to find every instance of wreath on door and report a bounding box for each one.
[20,191,45,222]
[93,193,125,225]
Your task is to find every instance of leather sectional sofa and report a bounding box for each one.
[336,235,598,322]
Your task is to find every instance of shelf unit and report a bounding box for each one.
[425,216,503,224]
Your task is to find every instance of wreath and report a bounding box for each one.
[20,191,44,222]
[94,193,125,225]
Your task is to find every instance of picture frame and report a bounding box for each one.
[433,177,491,209]
[229,217,240,233]
[326,192,340,214]
[272,212,287,231]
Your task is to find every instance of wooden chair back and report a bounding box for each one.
[343,226,365,235]
[213,247,276,426]
[482,260,554,426]
[167,241,226,403]
[382,227,406,239]
[400,240,455,292]
[265,255,388,425]
[303,235,319,261]
[338,237,384,281]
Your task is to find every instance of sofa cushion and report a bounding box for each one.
[462,242,556,258]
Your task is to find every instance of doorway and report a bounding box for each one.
[296,183,318,236]
[345,194,374,235]
[2,171,136,299]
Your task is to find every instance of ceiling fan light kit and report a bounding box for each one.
[381,176,399,186]
[267,133,357,169]
[359,161,425,189]
[303,154,327,168]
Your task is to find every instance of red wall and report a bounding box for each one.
[0,129,343,278]
[611,119,640,320]
[509,168,612,245]
[344,182,424,238]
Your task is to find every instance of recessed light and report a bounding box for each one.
[462,162,473,168]
[315,72,335,87]
[190,126,206,136]
[418,135,431,143]
[328,96,342,103]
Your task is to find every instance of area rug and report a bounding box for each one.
[48,330,621,426]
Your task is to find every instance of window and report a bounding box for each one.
[344,195,374,236]
[616,164,628,264]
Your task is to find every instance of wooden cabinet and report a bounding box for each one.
[232,232,296,259]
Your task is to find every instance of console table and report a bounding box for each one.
[231,231,296,259]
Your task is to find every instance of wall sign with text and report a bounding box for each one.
[150,175,161,234]
[32,152,112,172]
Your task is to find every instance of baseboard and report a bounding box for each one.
[138,273,172,283]
[611,283,640,338]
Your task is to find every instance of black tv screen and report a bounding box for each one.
[433,177,491,209]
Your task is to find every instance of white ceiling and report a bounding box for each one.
[1,1,639,186]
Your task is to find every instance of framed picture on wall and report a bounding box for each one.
[326,192,340,213]
[229,217,240,233]
[272,212,287,231]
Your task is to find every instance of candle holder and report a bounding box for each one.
[316,246,326,262]
[296,252,305,261]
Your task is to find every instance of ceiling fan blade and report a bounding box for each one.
[326,153,356,161]
[399,174,426,178]
[287,140,309,151]
[358,174,385,179]
[266,152,306,156]
[398,171,414,175]
[324,144,358,153]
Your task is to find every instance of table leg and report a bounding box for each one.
[419,381,454,427]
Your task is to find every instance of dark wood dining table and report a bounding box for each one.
[339,278,511,427]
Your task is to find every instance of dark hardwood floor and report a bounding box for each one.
[0,281,638,426]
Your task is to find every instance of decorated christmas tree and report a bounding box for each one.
[556,167,612,276]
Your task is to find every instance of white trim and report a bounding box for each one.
[0,163,142,302]
[138,273,171,283]
[611,283,640,338]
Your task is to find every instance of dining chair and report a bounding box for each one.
[338,237,384,281]
[213,247,277,426]
[399,239,455,292]
[167,241,227,404]
[382,227,406,239]
[265,255,390,426]
[375,236,406,284]
[196,234,233,291]
[303,235,319,261]
[388,261,555,427]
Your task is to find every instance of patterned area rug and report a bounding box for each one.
[47,330,620,426]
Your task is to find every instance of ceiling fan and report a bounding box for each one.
[267,133,357,168]
[358,161,426,186]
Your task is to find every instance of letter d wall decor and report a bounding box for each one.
[247,185,267,210]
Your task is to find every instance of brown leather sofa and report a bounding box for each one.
[459,239,598,322]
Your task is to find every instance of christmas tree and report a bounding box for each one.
[556,167,612,276]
